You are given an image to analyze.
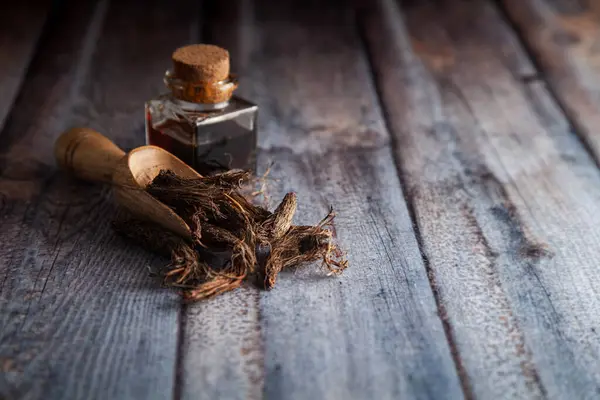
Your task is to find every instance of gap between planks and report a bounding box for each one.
[494,0,600,173]
[498,0,600,169]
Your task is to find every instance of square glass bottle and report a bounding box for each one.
[145,44,258,175]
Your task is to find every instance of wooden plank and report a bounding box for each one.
[177,3,265,400]
[364,0,600,398]
[0,0,52,133]
[0,0,199,398]
[499,0,600,164]
[179,1,465,399]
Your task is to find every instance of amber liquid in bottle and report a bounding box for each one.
[145,94,257,175]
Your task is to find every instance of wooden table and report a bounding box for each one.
[2,0,600,398]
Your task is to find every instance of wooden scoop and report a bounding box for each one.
[54,127,200,240]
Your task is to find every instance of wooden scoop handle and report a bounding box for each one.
[54,127,126,183]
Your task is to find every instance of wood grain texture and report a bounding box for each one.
[0,0,199,398]
[179,1,464,399]
[364,0,600,398]
[0,0,51,133]
[500,0,600,164]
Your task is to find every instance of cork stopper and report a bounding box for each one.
[172,44,230,83]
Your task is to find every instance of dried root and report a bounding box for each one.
[263,208,348,289]
[261,192,297,240]
[113,218,209,286]
[113,169,348,301]
[183,276,244,302]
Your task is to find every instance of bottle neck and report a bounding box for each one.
[172,97,230,111]
[164,69,238,106]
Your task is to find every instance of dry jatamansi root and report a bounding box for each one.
[114,169,348,301]
[261,192,297,240]
[263,208,348,289]
[113,218,211,288]
[183,276,244,302]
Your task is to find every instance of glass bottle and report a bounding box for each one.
[145,44,257,175]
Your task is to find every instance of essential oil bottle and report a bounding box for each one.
[145,44,258,175]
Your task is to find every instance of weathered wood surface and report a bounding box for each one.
[500,0,600,165]
[0,1,51,132]
[364,0,600,398]
[179,1,463,399]
[0,0,199,398]
[3,0,600,398]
